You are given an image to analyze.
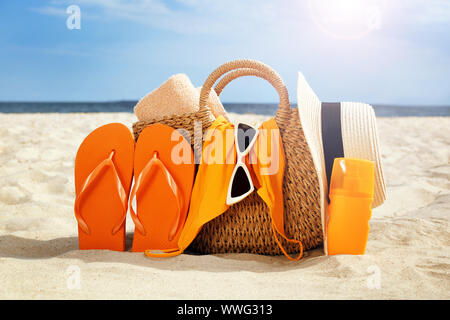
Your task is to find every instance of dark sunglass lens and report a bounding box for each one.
[231,166,251,198]
[237,123,256,153]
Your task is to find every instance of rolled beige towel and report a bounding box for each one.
[134,74,228,122]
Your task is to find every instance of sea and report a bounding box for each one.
[0,102,449,117]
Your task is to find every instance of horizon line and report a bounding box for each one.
[0,101,449,108]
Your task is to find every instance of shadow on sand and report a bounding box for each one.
[0,233,325,273]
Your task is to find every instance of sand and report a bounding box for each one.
[0,112,448,299]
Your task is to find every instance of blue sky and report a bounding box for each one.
[0,0,449,104]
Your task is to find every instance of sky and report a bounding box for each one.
[0,0,449,105]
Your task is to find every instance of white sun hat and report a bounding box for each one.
[297,72,386,254]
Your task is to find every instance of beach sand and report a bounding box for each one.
[0,112,448,299]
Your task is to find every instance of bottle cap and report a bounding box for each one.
[329,158,375,198]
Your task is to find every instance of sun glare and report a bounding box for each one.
[308,0,386,39]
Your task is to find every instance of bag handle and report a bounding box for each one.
[199,59,292,120]
[214,68,276,97]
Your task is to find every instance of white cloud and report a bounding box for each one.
[30,0,297,35]
[31,0,450,36]
[30,6,67,17]
[385,0,450,24]
[419,0,450,23]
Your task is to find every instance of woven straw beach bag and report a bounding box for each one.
[188,59,323,255]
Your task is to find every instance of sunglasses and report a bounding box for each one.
[226,123,259,205]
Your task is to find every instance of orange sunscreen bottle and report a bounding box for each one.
[327,158,375,255]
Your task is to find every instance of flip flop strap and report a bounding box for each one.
[74,151,128,235]
[144,248,183,258]
[129,153,184,240]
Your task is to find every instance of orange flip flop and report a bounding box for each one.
[130,124,195,252]
[74,123,135,251]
